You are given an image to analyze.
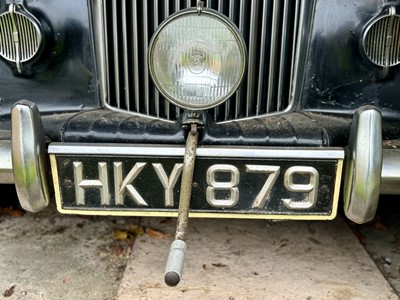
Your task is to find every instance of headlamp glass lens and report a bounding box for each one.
[149,10,246,110]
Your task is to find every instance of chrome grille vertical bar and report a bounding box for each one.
[24,16,32,60]
[290,0,313,105]
[256,1,270,115]
[122,0,130,110]
[24,15,32,60]
[112,0,120,108]
[393,18,400,63]
[15,16,23,60]
[163,1,170,119]
[5,15,13,62]
[23,16,30,60]
[246,1,259,116]
[153,0,160,117]
[143,1,150,114]
[9,14,14,60]
[225,0,236,120]
[266,0,281,112]
[235,0,245,118]
[173,0,181,118]
[277,0,290,110]
[132,0,140,112]
[214,0,225,120]
[94,0,109,105]
[102,0,110,105]
[16,15,25,60]
[0,17,5,58]
[290,0,300,88]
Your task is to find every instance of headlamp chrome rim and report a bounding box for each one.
[148,7,247,111]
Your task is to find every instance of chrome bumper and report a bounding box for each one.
[0,102,399,223]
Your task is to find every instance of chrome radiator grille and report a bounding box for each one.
[97,0,302,122]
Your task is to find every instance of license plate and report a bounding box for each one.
[49,143,344,220]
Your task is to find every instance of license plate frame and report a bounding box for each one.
[49,143,344,220]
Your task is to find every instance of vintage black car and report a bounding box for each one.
[0,0,399,285]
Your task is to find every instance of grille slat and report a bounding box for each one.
[131,0,140,112]
[266,0,281,113]
[246,0,259,117]
[153,0,160,117]
[111,0,120,108]
[277,0,292,110]
[121,0,130,110]
[142,1,150,115]
[99,0,301,122]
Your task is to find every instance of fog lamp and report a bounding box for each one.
[149,7,246,110]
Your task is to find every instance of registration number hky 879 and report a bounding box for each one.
[49,144,343,220]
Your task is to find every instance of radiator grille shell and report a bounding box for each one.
[94,0,303,122]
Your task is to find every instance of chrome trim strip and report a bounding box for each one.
[48,143,344,160]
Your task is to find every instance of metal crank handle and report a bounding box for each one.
[164,124,198,286]
[164,239,187,286]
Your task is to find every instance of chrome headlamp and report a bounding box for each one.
[148,6,246,110]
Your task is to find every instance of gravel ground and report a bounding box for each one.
[0,186,137,299]
[0,186,399,299]
[349,195,400,296]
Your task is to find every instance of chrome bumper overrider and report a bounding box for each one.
[0,102,399,223]
[343,106,400,224]
[0,100,50,212]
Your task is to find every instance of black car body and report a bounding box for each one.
[0,0,399,226]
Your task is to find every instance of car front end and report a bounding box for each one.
[0,0,400,285]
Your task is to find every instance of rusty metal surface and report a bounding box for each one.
[175,124,199,241]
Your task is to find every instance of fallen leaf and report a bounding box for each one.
[146,228,172,238]
[373,216,387,230]
[0,207,24,218]
[3,285,15,297]
[212,263,227,268]
[126,224,145,237]
[113,229,129,241]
